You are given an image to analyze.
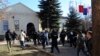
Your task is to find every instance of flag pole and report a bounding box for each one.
[85,15,87,31]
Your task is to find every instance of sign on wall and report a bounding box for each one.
[14,20,19,31]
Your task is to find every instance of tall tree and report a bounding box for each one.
[38,0,62,30]
[65,8,81,31]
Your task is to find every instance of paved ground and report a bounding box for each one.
[0,40,86,56]
[0,41,53,56]
[36,44,86,56]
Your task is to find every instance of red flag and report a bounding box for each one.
[79,5,83,12]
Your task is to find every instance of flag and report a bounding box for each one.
[79,5,83,12]
[83,8,88,15]
[87,6,92,15]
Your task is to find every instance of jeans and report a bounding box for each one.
[45,38,49,45]
[77,47,88,56]
[6,40,12,51]
[20,41,25,48]
[51,43,60,53]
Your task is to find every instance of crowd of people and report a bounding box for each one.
[4,28,92,56]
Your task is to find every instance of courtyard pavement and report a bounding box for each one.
[0,40,86,56]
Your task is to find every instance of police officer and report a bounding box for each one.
[60,29,66,46]
[50,28,60,53]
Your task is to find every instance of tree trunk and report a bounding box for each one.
[92,0,100,56]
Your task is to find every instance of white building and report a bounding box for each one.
[59,16,67,31]
[0,3,40,37]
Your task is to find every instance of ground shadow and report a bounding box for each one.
[0,51,10,56]
[14,52,38,56]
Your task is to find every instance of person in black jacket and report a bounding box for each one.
[11,31,17,44]
[40,31,46,49]
[86,31,92,56]
[73,31,77,48]
[76,31,88,56]
[69,31,74,47]
[31,31,37,46]
[5,29,12,52]
[50,28,60,53]
[60,29,66,46]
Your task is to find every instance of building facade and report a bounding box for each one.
[0,3,40,37]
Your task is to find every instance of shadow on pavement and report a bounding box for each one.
[0,51,10,56]
[14,52,38,56]
[14,51,53,56]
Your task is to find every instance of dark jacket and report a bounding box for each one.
[86,38,92,52]
[11,32,17,40]
[60,31,66,38]
[51,30,58,45]
[31,31,37,39]
[5,31,12,40]
[76,34,85,48]
[40,32,46,41]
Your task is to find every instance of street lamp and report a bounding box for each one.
[47,18,49,30]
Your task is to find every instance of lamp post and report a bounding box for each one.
[12,16,16,31]
[47,18,49,31]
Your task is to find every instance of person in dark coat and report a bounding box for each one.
[11,31,17,44]
[69,31,74,47]
[32,31,38,46]
[40,31,46,49]
[86,31,92,56]
[60,29,66,46]
[5,29,12,52]
[50,28,60,53]
[37,31,41,45]
[66,31,70,43]
[76,31,88,56]
[73,31,77,48]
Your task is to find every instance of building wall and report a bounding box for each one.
[59,17,67,32]
[0,12,39,35]
[0,3,40,35]
[0,20,4,35]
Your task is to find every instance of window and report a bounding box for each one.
[3,20,9,31]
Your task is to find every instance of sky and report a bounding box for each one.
[2,0,91,16]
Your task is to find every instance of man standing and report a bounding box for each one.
[19,30,26,49]
[32,31,37,46]
[60,29,66,46]
[44,30,49,45]
[69,31,74,47]
[86,31,92,56]
[11,31,17,45]
[40,31,46,49]
[50,28,60,53]
[5,29,12,52]
[76,31,88,56]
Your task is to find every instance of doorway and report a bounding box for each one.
[27,23,35,36]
